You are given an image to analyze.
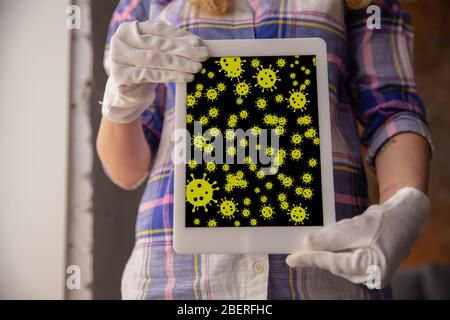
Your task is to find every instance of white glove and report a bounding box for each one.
[286,187,430,289]
[102,20,209,123]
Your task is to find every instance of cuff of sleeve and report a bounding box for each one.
[366,112,434,169]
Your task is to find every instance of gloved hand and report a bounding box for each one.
[102,20,209,123]
[286,187,430,289]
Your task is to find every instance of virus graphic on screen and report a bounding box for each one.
[185,54,322,227]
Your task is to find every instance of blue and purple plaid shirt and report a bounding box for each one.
[103,0,432,299]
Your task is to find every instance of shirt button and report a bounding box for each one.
[253,262,265,273]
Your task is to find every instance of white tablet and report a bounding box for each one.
[173,38,335,254]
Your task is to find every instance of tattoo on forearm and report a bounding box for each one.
[378,137,397,155]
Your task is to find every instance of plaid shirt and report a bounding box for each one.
[103,0,432,300]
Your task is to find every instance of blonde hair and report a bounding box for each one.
[188,0,372,16]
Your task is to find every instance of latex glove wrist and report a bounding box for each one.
[102,20,209,124]
[286,187,430,289]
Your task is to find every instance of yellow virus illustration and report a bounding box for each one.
[194,90,202,98]
[305,79,311,86]
[188,159,197,169]
[200,68,207,74]
[260,205,275,220]
[276,57,287,68]
[207,71,215,79]
[278,149,287,158]
[265,181,273,190]
[295,60,300,65]
[280,201,289,211]
[186,173,219,212]
[206,88,219,101]
[300,84,306,91]
[253,64,280,92]
[209,127,220,137]
[222,164,230,171]
[186,114,193,124]
[313,57,316,66]
[254,187,261,194]
[256,97,268,110]
[186,94,196,107]
[265,146,275,157]
[304,128,317,139]
[274,126,285,136]
[241,208,251,217]
[294,55,300,58]
[302,173,313,184]
[204,144,214,154]
[243,197,251,206]
[297,115,312,126]
[277,116,287,126]
[227,116,238,128]
[216,57,245,79]
[249,163,257,171]
[273,154,285,167]
[302,187,313,200]
[291,133,303,145]
[295,186,303,196]
[305,69,311,75]
[278,193,287,202]
[308,158,318,168]
[293,80,299,87]
[236,97,244,105]
[256,169,265,180]
[224,184,233,192]
[264,114,278,126]
[313,137,320,145]
[251,126,261,136]
[239,109,249,119]
[195,84,204,91]
[301,66,306,71]
[275,94,284,104]
[290,63,294,68]
[235,170,244,179]
[199,116,209,126]
[207,219,217,227]
[289,205,309,225]
[290,72,296,79]
[209,107,219,118]
[251,58,261,68]
[234,81,251,97]
[193,218,201,226]
[217,82,226,92]
[291,148,302,161]
[250,218,258,226]
[282,176,294,188]
[234,220,241,227]
[287,88,309,112]
[218,198,238,219]
[260,195,268,203]
[269,166,278,175]
[225,129,236,141]
[192,133,207,150]
[227,146,237,156]
[239,138,249,148]
[206,161,216,172]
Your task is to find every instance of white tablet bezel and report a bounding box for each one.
[174,38,335,254]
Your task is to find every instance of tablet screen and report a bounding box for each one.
[184,55,323,228]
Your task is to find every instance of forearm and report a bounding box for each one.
[96,117,151,189]
[374,132,430,203]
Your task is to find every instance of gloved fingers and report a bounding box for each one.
[137,20,204,47]
[286,249,371,284]
[137,34,209,61]
[113,64,195,84]
[112,45,203,74]
[112,35,209,64]
[301,205,383,252]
